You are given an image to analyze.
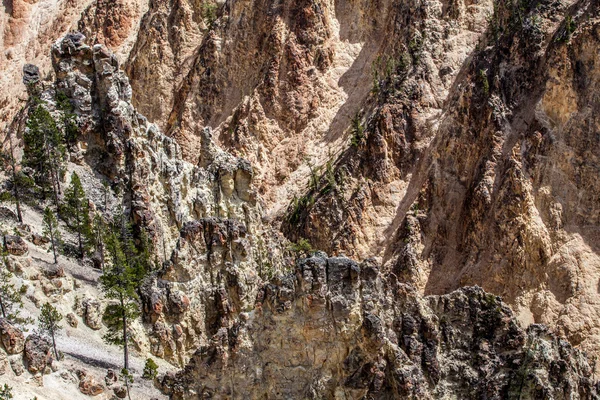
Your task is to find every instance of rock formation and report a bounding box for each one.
[1,0,600,398]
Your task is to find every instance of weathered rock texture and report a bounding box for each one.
[3,0,600,397]
[281,0,600,361]
[159,255,598,399]
[39,33,288,368]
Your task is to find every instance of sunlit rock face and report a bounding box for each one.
[3,0,600,398]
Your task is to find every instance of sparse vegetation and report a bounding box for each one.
[202,2,218,27]
[0,252,25,322]
[371,49,413,98]
[55,91,78,145]
[120,368,133,400]
[0,131,34,222]
[557,15,576,42]
[63,172,93,259]
[289,238,314,257]
[479,69,489,96]
[408,33,424,65]
[24,98,66,208]
[38,302,63,359]
[101,215,154,371]
[0,384,13,400]
[142,357,159,380]
[288,194,314,225]
[43,207,62,264]
[350,113,365,147]
[321,159,337,194]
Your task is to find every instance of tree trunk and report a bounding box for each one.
[0,295,6,319]
[76,206,83,259]
[51,328,58,359]
[121,295,129,370]
[125,374,132,400]
[45,146,60,211]
[49,225,58,264]
[8,135,22,223]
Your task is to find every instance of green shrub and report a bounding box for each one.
[142,358,159,380]
[350,113,365,147]
[479,69,489,96]
[202,2,218,27]
[0,384,12,400]
[289,238,314,256]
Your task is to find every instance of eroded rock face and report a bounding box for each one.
[278,0,600,361]
[43,33,286,367]
[75,298,104,331]
[160,255,598,399]
[7,0,600,394]
[147,217,264,364]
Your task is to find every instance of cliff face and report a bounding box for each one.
[282,0,600,360]
[2,0,600,398]
[160,255,598,399]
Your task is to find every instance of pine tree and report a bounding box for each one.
[55,92,78,146]
[101,225,139,371]
[92,214,106,269]
[142,357,158,380]
[63,173,92,259]
[0,384,12,400]
[38,302,62,359]
[42,207,61,264]
[0,252,24,322]
[120,368,133,400]
[23,99,65,208]
[0,130,34,223]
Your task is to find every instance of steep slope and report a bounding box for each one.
[283,0,600,359]
[2,0,600,398]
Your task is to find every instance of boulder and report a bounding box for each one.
[31,233,49,246]
[0,208,17,222]
[105,368,117,386]
[168,290,190,314]
[3,235,28,256]
[22,64,40,86]
[82,298,103,330]
[0,319,25,354]
[77,369,104,396]
[23,334,53,374]
[10,358,24,376]
[66,313,78,328]
[113,385,127,398]
[43,265,65,279]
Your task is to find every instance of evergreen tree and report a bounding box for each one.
[42,207,61,264]
[92,214,106,269]
[0,130,34,223]
[100,224,140,371]
[0,384,12,400]
[55,92,78,146]
[38,302,63,359]
[23,99,65,208]
[63,173,92,259]
[142,357,158,380]
[0,252,24,322]
[120,368,133,400]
